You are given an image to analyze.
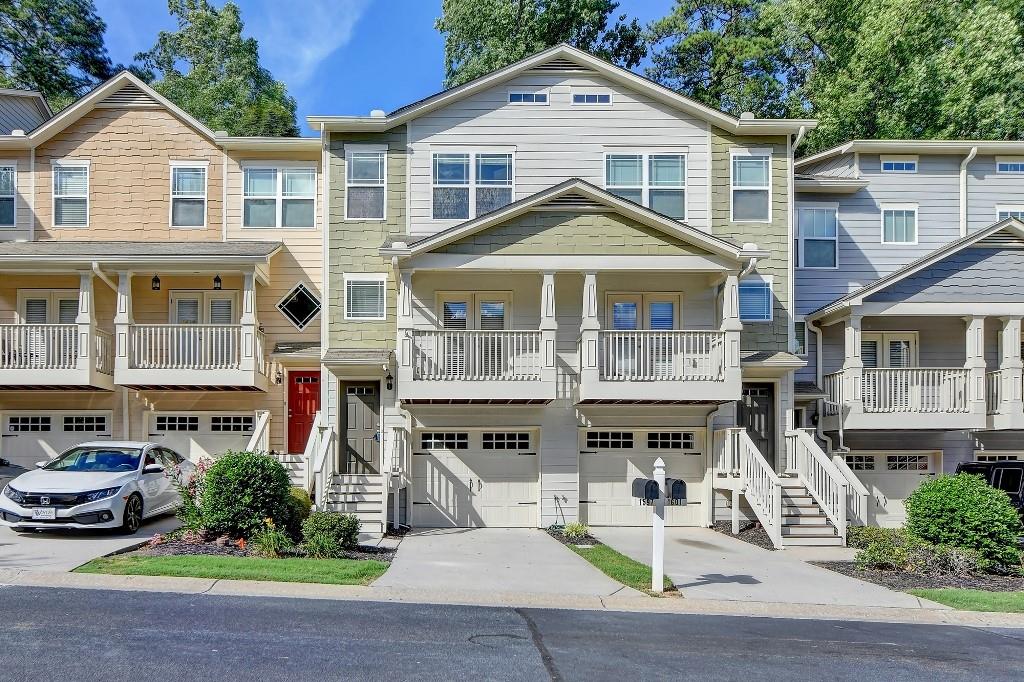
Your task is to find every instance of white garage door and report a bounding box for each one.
[149,412,255,461]
[412,430,539,528]
[1,411,112,470]
[579,430,705,527]
[844,452,939,528]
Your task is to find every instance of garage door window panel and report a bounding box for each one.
[63,415,107,432]
[887,454,930,471]
[156,416,200,432]
[7,416,51,432]
[482,432,531,450]
[420,432,469,450]
[211,416,254,432]
[586,431,634,449]
[647,431,695,450]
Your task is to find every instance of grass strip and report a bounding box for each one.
[568,543,674,596]
[908,588,1024,613]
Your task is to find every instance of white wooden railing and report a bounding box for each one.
[94,330,114,375]
[244,410,271,453]
[831,454,871,527]
[129,324,242,370]
[986,370,1003,415]
[302,410,339,510]
[862,368,969,413]
[0,324,78,369]
[787,429,848,544]
[715,427,783,548]
[411,330,541,381]
[597,330,725,381]
[822,371,844,416]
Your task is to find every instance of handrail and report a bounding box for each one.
[244,410,271,453]
[720,428,784,549]
[304,410,337,510]
[831,454,871,527]
[94,329,114,375]
[0,324,78,370]
[862,367,970,413]
[129,323,242,370]
[787,429,847,544]
[597,330,725,381]
[301,410,323,493]
[411,329,542,381]
[822,370,844,416]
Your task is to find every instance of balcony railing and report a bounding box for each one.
[986,370,1003,415]
[824,368,971,414]
[597,330,725,381]
[129,324,243,370]
[0,324,78,370]
[411,330,541,381]
[94,330,114,375]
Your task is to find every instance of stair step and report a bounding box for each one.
[782,505,822,515]
[781,494,815,505]
[329,492,383,502]
[325,500,383,512]
[782,535,845,547]
[782,524,837,537]
[782,514,829,525]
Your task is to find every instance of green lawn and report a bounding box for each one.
[569,543,674,596]
[76,554,389,586]
[909,588,1024,613]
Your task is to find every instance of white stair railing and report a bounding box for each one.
[718,428,783,548]
[831,454,871,527]
[786,429,848,544]
[244,410,271,453]
[303,411,337,511]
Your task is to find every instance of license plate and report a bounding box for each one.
[31,508,56,520]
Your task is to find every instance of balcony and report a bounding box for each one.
[985,369,1024,429]
[0,324,114,389]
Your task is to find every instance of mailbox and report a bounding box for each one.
[632,477,659,503]
[664,478,687,505]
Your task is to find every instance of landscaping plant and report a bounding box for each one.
[283,487,313,541]
[562,522,590,543]
[174,457,213,532]
[249,518,295,559]
[199,451,293,539]
[301,511,360,558]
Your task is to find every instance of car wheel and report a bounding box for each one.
[120,494,143,534]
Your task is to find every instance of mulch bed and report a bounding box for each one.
[545,528,601,547]
[813,561,1024,592]
[711,520,778,551]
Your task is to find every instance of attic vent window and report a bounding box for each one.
[509,92,547,104]
[573,91,611,105]
[277,282,321,330]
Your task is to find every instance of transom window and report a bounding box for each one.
[432,152,513,220]
[482,432,531,450]
[170,164,207,228]
[53,161,89,227]
[844,454,876,471]
[886,454,930,471]
[211,416,254,432]
[345,147,386,220]
[420,432,469,450]
[277,282,321,330]
[155,416,199,432]
[508,92,547,104]
[344,274,386,320]
[0,163,15,227]
[63,416,107,432]
[605,153,686,219]
[243,166,316,228]
[8,416,50,432]
[647,432,696,450]
[997,158,1024,173]
[796,206,838,268]
[572,90,611,104]
[739,278,773,322]
[996,205,1024,221]
[730,151,770,222]
[882,206,917,244]
[881,156,918,173]
[586,431,634,449]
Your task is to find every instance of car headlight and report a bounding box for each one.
[81,486,123,503]
[2,485,25,505]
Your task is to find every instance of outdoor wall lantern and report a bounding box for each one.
[213,274,222,290]
[274,368,284,385]
[151,275,161,291]
[386,373,394,391]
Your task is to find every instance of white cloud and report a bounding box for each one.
[246,0,371,86]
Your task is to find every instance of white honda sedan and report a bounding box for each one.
[0,442,195,533]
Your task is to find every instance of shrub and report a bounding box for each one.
[301,511,360,558]
[200,451,292,539]
[905,473,1022,569]
[854,527,924,571]
[563,522,590,543]
[175,457,213,532]
[249,518,295,558]
[847,525,899,550]
[281,488,313,541]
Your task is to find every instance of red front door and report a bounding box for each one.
[288,370,321,453]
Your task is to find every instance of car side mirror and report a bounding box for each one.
[143,464,164,474]
[35,461,46,469]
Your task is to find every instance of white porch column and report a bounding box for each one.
[396,270,414,387]
[239,271,258,374]
[579,271,600,387]
[75,271,96,374]
[114,272,133,373]
[998,316,1023,416]
[841,313,864,416]
[539,271,558,386]
[964,315,988,417]
[720,273,743,386]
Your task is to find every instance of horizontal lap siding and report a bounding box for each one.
[968,156,1024,232]
[0,150,32,240]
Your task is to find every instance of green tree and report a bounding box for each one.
[136,0,298,137]
[0,0,116,111]
[436,0,647,87]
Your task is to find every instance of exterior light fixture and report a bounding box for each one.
[213,274,222,290]
[275,368,284,385]
[385,373,394,391]
[151,275,161,291]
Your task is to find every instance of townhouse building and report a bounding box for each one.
[0,73,325,480]
[796,141,1024,526]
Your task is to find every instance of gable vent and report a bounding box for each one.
[536,193,606,210]
[97,84,160,108]
[527,58,595,74]
[976,232,1024,248]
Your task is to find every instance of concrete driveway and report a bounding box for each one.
[0,515,180,572]
[593,527,929,608]
[374,528,640,597]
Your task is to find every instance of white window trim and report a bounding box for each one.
[167,290,240,325]
[603,291,683,329]
[571,88,613,105]
[276,280,322,331]
[861,331,920,368]
[343,272,388,321]
[52,159,89,228]
[738,274,774,323]
[507,89,549,105]
[996,156,1024,174]
[16,289,79,324]
[240,161,318,230]
[729,148,772,223]
[795,202,839,270]
[343,144,387,222]
[603,150,688,220]
[995,204,1024,221]
[168,160,208,230]
[430,149,516,222]
[435,290,515,329]
[880,203,919,245]
[880,155,919,173]
[0,159,17,229]
[794,316,808,357]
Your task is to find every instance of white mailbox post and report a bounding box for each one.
[651,457,666,593]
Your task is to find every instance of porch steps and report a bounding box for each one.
[274,453,306,488]
[324,473,385,532]
[779,482,843,547]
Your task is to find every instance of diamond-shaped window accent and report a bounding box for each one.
[277,282,321,330]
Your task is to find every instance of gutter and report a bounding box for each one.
[806,318,834,453]
[959,146,978,237]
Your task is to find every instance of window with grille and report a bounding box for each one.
[277,282,321,330]
[997,158,1024,173]
[346,386,374,395]
[508,91,548,104]
[345,147,386,220]
[0,164,15,227]
[881,156,918,173]
[295,376,319,384]
[886,455,930,471]
[572,90,611,104]
[344,275,386,320]
[8,416,50,432]
[420,432,469,450]
[844,454,876,471]
[431,152,513,220]
[170,164,207,228]
[731,152,770,221]
[647,432,696,450]
[63,415,107,432]
[796,206,838,268]
[53,162,89,227]
[882,206,917,244]
[482,432,531,450]
[586,431,634,449]
[605,153,686,219]
[211,416,254,432]
[243,166,316,228]
[155,416,199,432]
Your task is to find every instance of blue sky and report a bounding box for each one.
[96,0,675,134]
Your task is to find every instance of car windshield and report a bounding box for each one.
[43,447,143,473]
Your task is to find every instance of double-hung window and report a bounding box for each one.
[0,162,15,227]
[243,166,316,228]
[53,160,89,227]
[344,273,386,320]
[796,205,838,268]
[345,146,386,220]
[170,162,207,228]
[730,151,771,222]
[605,152,686,219]
[431,152,513,220]
[881,204,917,244]
[738,278,773,322]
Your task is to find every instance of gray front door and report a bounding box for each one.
[342,383,379,474]
[738,383,775,464]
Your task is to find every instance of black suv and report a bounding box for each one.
[955,461,1024,514]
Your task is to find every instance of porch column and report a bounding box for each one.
[539,272,557,386]
[841,313,864,416]
[998,316,1023,416]
[579,271,600,387]
[719,273,743,386]
[964,315,988,417]
[75,271,97,374]
[114,272,133,373]
[396,270,414,387]
[239,271,258,375]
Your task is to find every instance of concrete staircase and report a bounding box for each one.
[780,481,843,546]
[324,473,385,533]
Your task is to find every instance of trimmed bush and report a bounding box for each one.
[200,451,292,539]
[282,488,313,541]
[847,525,898,550]
[563,522,590,543]
[905,473,1022,569]
[854,527,987,577]
[301,511,360,558]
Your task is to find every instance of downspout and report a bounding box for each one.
[740,255,759,278]
[959,146,978,237]
[793,126,807,151]
[91,262,116,291]
[806,318,834,453]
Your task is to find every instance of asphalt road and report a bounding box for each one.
[0,586,1021,681]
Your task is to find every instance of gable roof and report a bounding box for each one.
[807,217,1024,320]
[380,179,768,262]
[309,44,815,135]
[796,139,1024,170]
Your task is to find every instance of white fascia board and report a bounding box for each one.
[402,253,739,272]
